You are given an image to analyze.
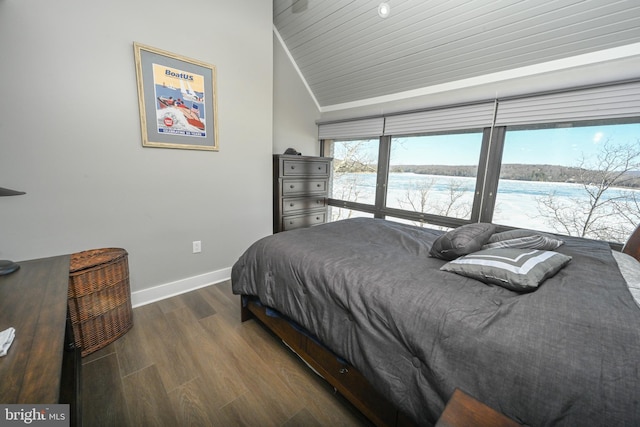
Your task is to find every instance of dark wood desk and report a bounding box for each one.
[0,255,80,424]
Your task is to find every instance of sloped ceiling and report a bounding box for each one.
[274,0,640,111]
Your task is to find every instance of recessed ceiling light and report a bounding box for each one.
[378,2,390,18]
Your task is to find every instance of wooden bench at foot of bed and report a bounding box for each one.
[241,298,418,427]
[435,389,522,427]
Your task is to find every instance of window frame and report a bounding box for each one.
[323,128,493,230]
[490,119,640,245]
[319,81,640,249]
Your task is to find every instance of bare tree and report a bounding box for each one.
[397,178,434,227]
[536,140,640,242]
[397,178,472,227]
[333,140,377,174]
[442,179,472,218]
[612,190,640,230]
[331,175,363,221]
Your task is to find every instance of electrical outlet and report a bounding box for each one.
[192,240,202,253]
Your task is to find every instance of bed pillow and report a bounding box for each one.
[483,229,564,250]
[440,248,572,292]
[429,223,496,260]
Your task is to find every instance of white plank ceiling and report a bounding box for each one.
[274,0,640,108]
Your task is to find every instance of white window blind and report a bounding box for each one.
[318,82,640,140]
[383,102,496,136]
[495,81,640,126]
[318,117,384,140]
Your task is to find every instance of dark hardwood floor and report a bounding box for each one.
[82,280,371,426]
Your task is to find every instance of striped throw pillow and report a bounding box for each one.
[441,248,572,292]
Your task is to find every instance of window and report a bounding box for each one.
[323,133,486,227]
[319,82,640,246]
[387,133,483,222]
[493,122,640,244]
[326,139,379,221]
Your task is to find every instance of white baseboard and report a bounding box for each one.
[131,267,232,308]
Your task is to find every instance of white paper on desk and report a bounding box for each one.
[0,327,15,357]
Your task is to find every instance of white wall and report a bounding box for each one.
[272,33,321,157]
[0,0,273,304]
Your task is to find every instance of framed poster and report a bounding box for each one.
[134,42,218,151]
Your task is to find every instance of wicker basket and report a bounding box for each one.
[68,248,133,357]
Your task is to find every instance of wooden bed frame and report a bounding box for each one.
[240,298,523,427]
[240,226,640,426]
[240,298,418,427]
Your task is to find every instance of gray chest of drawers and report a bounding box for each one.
[273,154,333,233]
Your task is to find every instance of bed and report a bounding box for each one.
[231,218,640,426]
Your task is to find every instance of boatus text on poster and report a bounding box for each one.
[152,64,206,138]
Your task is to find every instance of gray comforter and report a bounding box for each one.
[231,218,640,426]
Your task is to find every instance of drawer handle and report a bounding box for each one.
[316,217,320,220]
[290,185,295,189]
[339,368,349,374]
[316,184,321,187]
[289,203,295,207]
[290,165,295,169]
[318,166,322,170]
